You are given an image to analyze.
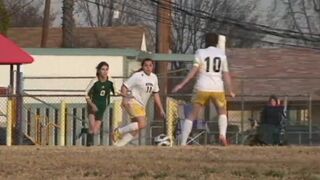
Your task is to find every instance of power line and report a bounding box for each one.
[150,0,320,42]
[152,0,320,38]
[135,0,320,49]
[83,0,320,50]
[127,0,320,46]
[79,0,320,50]
[78,0,177,26]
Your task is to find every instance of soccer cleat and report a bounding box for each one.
[219,135,228,146]
[112,128,123,143]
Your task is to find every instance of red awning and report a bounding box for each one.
[0,34,34,64]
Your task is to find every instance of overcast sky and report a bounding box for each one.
[47,0,273,27]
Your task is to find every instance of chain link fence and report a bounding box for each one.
[0,76,319,146]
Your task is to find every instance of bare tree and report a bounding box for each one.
[75,0,156,27]
[268,0,320,47]
[0,0,9,34]
[171,0,265,53]
[76,0,116,27]
[314,0,320,11]
[62,0,75,47]
[4,0,56,27]
[75,0,157,49]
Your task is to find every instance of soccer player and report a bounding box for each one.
[172,33,235,146]
[85,61,115,146]
[112,58,166,147]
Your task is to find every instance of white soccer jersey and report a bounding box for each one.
[123,71,160,107]
[193,46,229,92]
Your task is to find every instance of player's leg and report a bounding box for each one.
[116,119,139,135]
[87,114,95,146]
[93,120,102,135]
[211,92,228,146]
[112,102,138,142]
[180,103,203,146]
[92,107,105,135]
[217,107,228,146]
[114,116,146,147]
[112,100,144,145]
[180,92,207,146]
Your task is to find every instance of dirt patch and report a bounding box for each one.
[0,146,320,179]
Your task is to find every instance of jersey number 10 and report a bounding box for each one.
[205,57,221,72]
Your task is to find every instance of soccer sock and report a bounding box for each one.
[118,122,139,134]
[181,119,193,146]
[114,133,134,147]
[218,115,228,137]
[87,133,94,146]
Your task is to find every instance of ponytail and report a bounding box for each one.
[130,58,153,76]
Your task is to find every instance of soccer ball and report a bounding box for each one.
[154,134,171,146]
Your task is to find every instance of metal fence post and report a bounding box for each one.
[308,93,312,145]
[6,100,12,146]
[240,79,244,142]
[60,101,66,146]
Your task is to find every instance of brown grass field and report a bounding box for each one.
[0,146,320,180]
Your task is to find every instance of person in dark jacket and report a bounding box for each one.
[259,95,285,145]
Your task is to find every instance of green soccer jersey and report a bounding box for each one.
[88,80,115,106]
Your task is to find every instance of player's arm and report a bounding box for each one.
[153,93,166,119]
[172,50,201,93]
[222,57,235,98]
[85,78,98,112]
[120,73,136,98]
[120,73,137,108]
[119,84,131,110]
[106,81,115,105]
[223,72,235,98]
[152,78,165,118]
[109,81,115,95]
[172,66,199,93]
[120,84,130,97]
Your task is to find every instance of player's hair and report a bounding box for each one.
[134,58,154,73]
[205,33,219,48]
[96,61,109,80]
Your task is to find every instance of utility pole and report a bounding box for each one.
[0,0,9,35]
[156,0,172,54]
[41,0,51,47]
[156,0,172,92]
[107,0,114,26]
[62,0,75,47]
[156,0,172,132]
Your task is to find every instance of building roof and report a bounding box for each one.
[228,48,320,101]
[139,47,320,101]
[7,26,150,50]
[0,34,34,64]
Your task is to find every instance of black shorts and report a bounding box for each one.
[87,105,106,121]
